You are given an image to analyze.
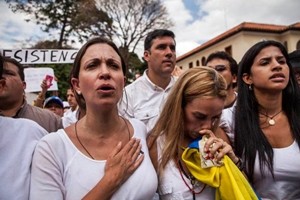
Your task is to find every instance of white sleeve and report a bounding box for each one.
[30,137,65,200]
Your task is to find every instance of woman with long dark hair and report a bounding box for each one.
[235,40,300,199]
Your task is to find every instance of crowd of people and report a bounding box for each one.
[1,29,300,200]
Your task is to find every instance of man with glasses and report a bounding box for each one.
[205,51,238,145]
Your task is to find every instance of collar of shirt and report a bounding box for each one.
[142,69,177,92]
[13,99,26,118]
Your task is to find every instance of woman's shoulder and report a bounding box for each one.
[128,118,147,137]
[37,129,70,150]
[34,129,79,164]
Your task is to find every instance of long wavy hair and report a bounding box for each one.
[150,67,227,173]
[234,40,300,183]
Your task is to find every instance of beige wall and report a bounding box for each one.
[177,30,300,71]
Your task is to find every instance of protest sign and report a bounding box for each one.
[0,49,78,64]
[24,67,58,92]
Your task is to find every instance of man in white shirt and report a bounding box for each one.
[65,88,78,113]
[119,29,177,133]
[63,88,79,127]
[206,51,238,144]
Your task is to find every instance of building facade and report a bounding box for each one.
[177,22,300,71]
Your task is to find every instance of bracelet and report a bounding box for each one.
[235,157,244,171]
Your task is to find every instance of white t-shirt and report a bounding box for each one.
[119,70,176,133]
[253,140,300,199]
[157,136,215,200]
[62,107,78,128]
[219,92,237,145]
[30,118,158,200]
[0,117,47,200]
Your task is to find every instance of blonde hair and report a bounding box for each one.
[150,67,227,173]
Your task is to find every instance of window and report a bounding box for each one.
[225,45,232,56]
[196,60,200,66]
[189,62,193,68]
[283,41,288,50]
[201,57,206,66]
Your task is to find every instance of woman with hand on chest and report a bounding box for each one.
[30,37,157,200]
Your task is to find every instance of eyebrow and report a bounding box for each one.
[259,55,285,60]
[194,111,223,118]
[89,57,121,63]
[3,69,16,74]
[208,64,227,68]
[214,65,227,68]
[155,43,175,48]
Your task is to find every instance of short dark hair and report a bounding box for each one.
[144,29,175,51]
[205,51,238,76]
[3,57,25,81]
[289,50,300,69]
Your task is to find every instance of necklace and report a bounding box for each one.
[259,110,282,126]
[176,159,206,199]
[75,117,130,159]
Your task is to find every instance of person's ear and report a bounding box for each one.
[124,76,127,85]
[143,50,150,62]
[232,74,237,84]
[242,73,252,85]
[22,81,26,90]
[71,78,81,95]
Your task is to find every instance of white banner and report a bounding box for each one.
[0,49,78,64]
[24,67,58,92]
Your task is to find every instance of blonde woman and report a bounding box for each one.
[148,67,241,199]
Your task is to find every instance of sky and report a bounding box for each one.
[0,0,300,58]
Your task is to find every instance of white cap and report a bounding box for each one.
[63,101,70,108]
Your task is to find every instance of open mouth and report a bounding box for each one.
[97,84,115,92]
[99,86,113,90]
[269,73,286,82]
[270,73,285,79]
